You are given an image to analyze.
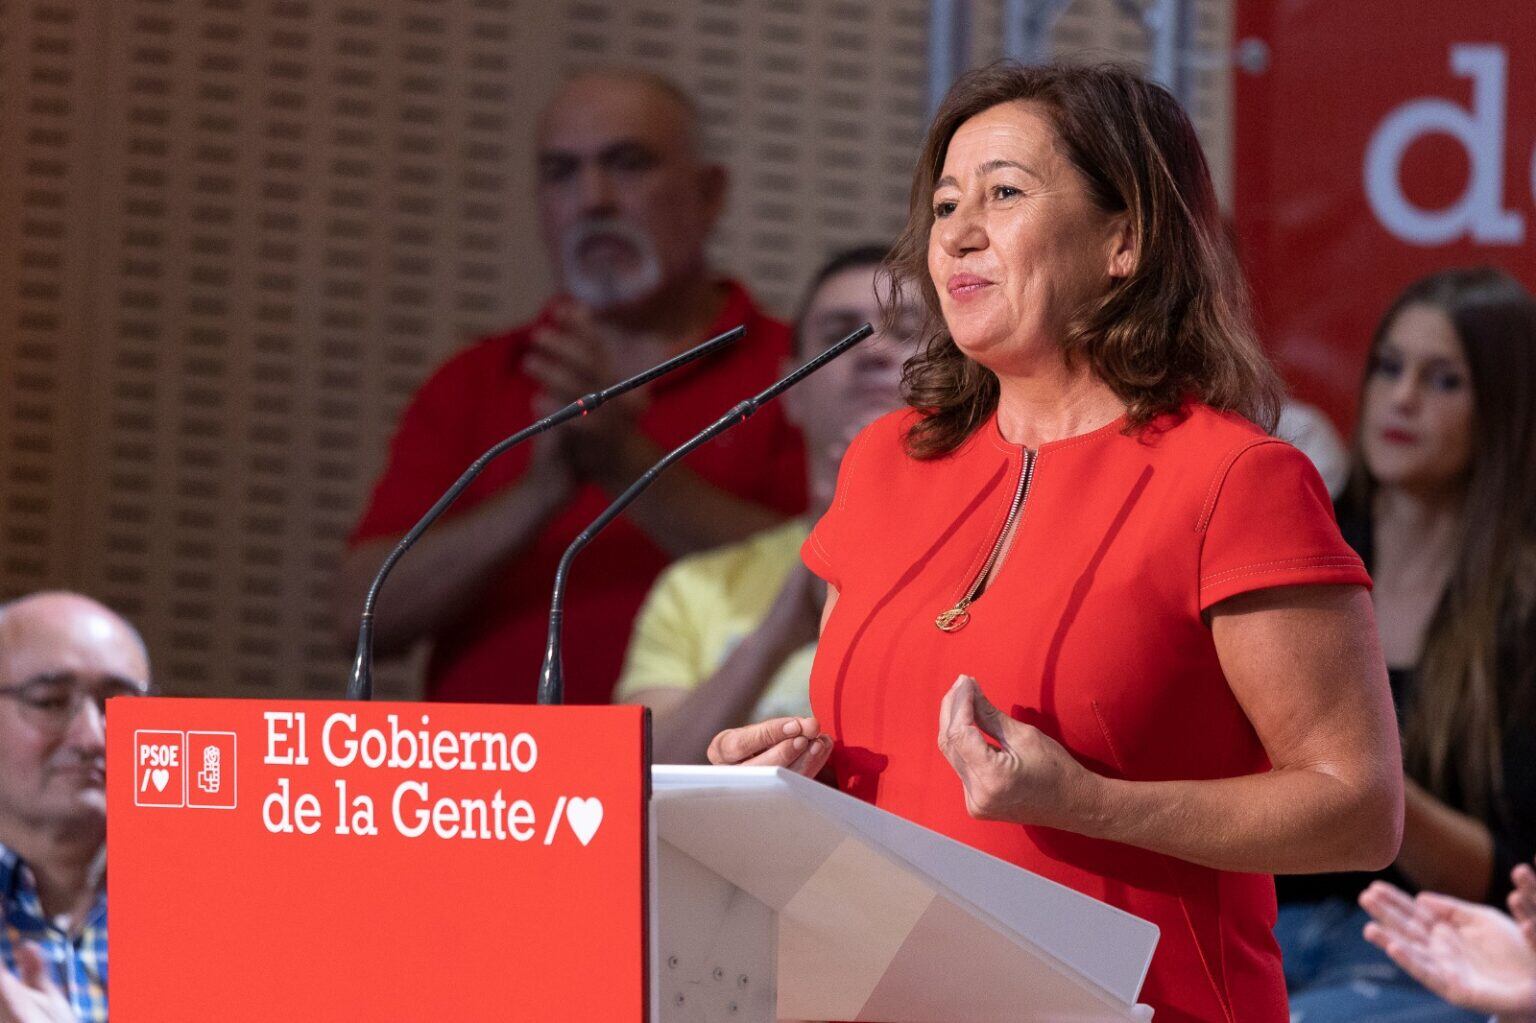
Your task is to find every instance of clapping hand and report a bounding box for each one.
[1512,861,1536,950]
[707,716,833,778]
[0,944,77,1023]
[525,303,656,481]
[937,674,1097,829]
[1360,879,1536,1016]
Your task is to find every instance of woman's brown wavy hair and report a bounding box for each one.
[891,62,1282,458]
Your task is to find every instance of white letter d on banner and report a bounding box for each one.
[1364,44,1523,246]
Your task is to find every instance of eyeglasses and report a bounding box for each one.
[0,677,153,733]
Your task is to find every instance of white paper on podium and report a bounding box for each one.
[653,766,1158,1022]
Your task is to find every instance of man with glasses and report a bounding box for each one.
[0,592,151,1023]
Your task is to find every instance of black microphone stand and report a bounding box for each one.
[536,322,875,705]
[346,324,746,700]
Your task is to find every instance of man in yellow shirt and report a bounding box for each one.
[616,246,919,762]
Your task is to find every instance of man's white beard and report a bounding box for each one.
[559,217,664,311]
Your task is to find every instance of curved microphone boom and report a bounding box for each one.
[345,324,746,701]
[536,322,876,705]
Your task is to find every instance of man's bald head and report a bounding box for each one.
[0,591,149,676]
[539,68,705,158]
[535,67,726,311]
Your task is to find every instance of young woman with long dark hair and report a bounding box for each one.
[1279,267,1536,1021]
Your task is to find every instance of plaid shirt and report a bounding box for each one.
[0,843,108,1022]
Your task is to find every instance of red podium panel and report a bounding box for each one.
[108,698,648,1021]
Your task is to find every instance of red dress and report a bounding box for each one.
[802,404,1369,1023]
[351,281,806,704]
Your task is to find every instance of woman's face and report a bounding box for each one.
[1360,302,1475,495]
[927,101,1131,376]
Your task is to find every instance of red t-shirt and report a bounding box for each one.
[803,404,1370,1023]
[352,281,806,704]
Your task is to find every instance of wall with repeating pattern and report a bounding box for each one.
[0,0,1230,699]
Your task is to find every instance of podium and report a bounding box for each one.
[652,766,1158,1022]
[109,699,1157,1021]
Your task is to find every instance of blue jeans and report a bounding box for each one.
[1276,899,1488,1023]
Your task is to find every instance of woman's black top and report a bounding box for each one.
[1275,504,1536,907]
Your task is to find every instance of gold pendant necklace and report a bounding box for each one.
[935,603,972,632]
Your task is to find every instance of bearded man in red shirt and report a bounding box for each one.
[335,69,806,704]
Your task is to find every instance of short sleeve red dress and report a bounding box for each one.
[801,403,1370,1023]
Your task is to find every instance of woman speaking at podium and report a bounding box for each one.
[707,63,1404,1022]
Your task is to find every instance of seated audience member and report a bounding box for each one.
[1358,858,1536,1021]
[1277,268,1536,1021]
[336,68,805,704]
[616,246,918,762]
[0,593,153,1023]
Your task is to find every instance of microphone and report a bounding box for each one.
[345,324,747,701]
[536,322,876,705]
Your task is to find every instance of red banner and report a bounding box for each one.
[108,698,649,1021]
[1234,2,1536,432]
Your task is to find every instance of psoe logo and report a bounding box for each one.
[133,730,237,810]
[134,730,185,808]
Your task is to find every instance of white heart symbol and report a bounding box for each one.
[151,768,170,793]
[565,797,603,846]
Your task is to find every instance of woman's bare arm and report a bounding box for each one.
[940,585,1403,875]
[1394,779,1496,901]
[1080,585,1404,873]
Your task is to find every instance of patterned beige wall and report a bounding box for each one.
[0,0,1231,700]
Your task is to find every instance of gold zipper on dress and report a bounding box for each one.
[935,449,1036,632]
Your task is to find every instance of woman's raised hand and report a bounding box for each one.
[1361,880,1536,1016]
[706,716,833,778]
[937,674,1099,829]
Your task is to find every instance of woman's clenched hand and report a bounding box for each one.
[938,674,1101,830]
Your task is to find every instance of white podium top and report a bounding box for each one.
[653,766,1158,1022]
